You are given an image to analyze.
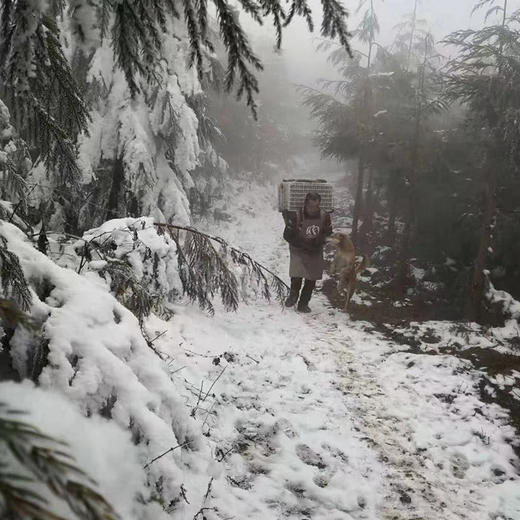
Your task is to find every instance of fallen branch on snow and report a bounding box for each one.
[155,223,289,313]
[144,440,192,469]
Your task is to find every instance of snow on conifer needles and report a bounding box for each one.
[27,218,288,321]
[0,0,352,123]
[0,404,119,520]
[0,235,31,310]
[0,220,204,505]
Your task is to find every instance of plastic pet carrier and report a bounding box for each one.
[278,179,334,212]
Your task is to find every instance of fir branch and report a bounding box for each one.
[236,0,263,25]
[213,0,263,117]
[111,1,149,96]
[155,223,289,308]
[0,235,31,310]
[163,0,181,20]
[149,0,168,32]
[320,0,352,57]
[98,0,113,40]
[2,0,352,122]
[196,0,209,42]
[0,404,119,520]
[0,7,89,179]
[0,0,14,60]
[284,0,313,31]
[259,0,286,49]
[184,0,204,79]
[162,228,214,313]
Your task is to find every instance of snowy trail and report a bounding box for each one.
[323,316,518,519]
[154,175,519,519]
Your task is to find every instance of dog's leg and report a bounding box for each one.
[330,255,337,278]
[337,276,345,297]
[345,278,356,310]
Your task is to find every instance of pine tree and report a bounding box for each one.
[0,0,353,233]
[0,3,90,179]
[443,0,520,319]
[396,30,447,289]
[301,0,381,246]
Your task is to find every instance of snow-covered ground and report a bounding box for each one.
[149,171,520,519]
[2,167,519,519]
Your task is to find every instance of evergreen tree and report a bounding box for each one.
[396,31,446,288]
[301,0,382,247]
[0,0,353,232]
[443,0,520,318]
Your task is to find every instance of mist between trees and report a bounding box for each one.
[301,0,520,322]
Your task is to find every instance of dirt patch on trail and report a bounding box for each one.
[320,275,520,462]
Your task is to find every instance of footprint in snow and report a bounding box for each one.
[450,452,470,479]
[276,417,298,438]
[296,444,327,469]
[313,474,329,488]
[322,443,349,464]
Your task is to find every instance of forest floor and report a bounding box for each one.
[149,170,520,519]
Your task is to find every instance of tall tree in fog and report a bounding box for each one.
[351,0,379,245]
[392,0,427,70]
[443,0,520,319]
[396,31,446,288]
[302,0,382,246]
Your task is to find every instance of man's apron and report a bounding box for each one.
[289,210,326,281]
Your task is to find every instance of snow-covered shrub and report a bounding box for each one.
[0,220,202,504]
[487,281,520,321]
[486,280,520,347]
[78,217,182,323]
[77,217,287,317]
[0,381,177,520]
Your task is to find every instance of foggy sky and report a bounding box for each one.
[244,0,520,86]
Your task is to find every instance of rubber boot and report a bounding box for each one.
[285,277,302,307]
[297,280,316,313]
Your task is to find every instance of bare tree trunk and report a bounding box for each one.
[407,0,419,70]
[397,211,412,289]
[397,35,428,289]
[385,168,399,246]
[358,166,374,247]
[397,145,420,288]
[351,156,365,246]
[106,156,125,221]
[468,163,497,321]
[397,153,420,288]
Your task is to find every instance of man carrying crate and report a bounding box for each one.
[282,192,332,312]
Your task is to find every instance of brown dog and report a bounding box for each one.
[326,232,370,309]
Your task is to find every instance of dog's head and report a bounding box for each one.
[326,232,350,247]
